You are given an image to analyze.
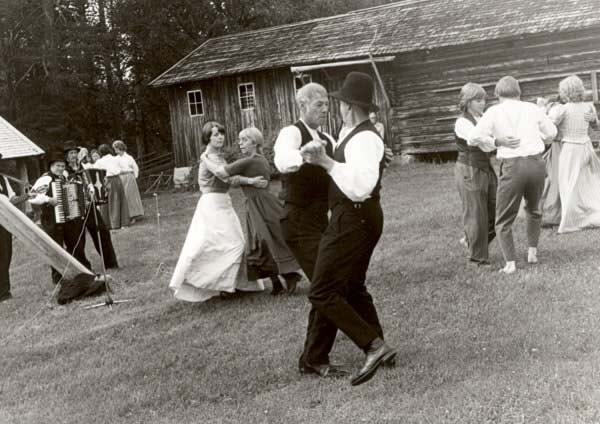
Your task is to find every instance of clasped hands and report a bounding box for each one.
[300,140,333,170]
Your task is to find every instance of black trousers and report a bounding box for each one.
[303,200,384,364]
[280,200,328,280]
[0,224,12,297]
[86,205,119,269]
[43,218,91,284]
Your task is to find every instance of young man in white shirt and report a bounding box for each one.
[300,72,396,386]
[469,76,557,274]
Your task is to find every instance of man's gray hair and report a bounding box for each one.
[296,82,328,107]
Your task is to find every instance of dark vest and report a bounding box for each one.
[456,112,492,169]
[328,120,384,209]
[281,121,333,206]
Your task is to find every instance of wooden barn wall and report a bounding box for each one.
[166,69,297,167]
[383,27,600,154]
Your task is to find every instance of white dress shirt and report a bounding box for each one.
[329,125,384,202]
[469,99,557,159]
[116,153,140,178]
[28,175,54,205]
[0,176,16,199]
[93,154,122,177]
[274,119,333,173]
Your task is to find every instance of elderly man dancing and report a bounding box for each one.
[300,72,396,386]
[470,76,557,274]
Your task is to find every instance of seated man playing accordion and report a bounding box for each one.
[29,148,92,284]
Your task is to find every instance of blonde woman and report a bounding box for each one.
[454,82,519,266]
[113,140,144,223]
[549,75,600,233]
[202,127,303,295]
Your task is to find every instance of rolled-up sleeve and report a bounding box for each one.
[328,132,384,202]
[274,126,303,173]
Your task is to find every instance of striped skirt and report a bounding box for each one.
[119,172,144,218]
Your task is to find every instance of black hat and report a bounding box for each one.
[63,140,80,154]
[330,72,379,112]
[46,149,66,167]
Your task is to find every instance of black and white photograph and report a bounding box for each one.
[2,0,600,422]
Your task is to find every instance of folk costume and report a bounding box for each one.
[0,161,16,301]
[29,150,91,284]
[454,111,497,264]
[549,102,600,233]
[274,119,334,281]
[94,153,130,229]
[115,152,144,219]
[470,98,557,264]
[301,72,395,386]
[169,148,264,302]
[204,152,302,292]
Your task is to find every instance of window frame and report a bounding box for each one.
[294,73,313,92]
[187,89,204,117]
[238,82,256,111]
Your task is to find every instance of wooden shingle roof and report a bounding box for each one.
[0,116,44,159]
[151,0,600,88]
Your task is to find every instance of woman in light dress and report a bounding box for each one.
[169,121,266,302]
[94,144,130,230]
[113,140,144,223]
[547,75,600,233]
[201,127,303,295]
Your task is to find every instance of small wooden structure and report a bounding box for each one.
[0,115,44,186]
[151,0,600,165]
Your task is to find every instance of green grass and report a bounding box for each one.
[2,162,600,423]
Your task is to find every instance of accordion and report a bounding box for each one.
[52,181,86,223]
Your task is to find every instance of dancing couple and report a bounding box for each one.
[168,122,302,302]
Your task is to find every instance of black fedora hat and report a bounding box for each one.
[46,148,66,167]
[63,140,80,154]
[330,72,379,112]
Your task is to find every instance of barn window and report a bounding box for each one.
[294,74,312,91]
[187,90,204,117]
[238,83,255,110]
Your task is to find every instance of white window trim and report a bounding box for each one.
[294,73,312,92]
[238,82,255,111]
[187,89,204,117]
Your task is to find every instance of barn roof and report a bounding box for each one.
[0,116,45,159]
[150,0,600,88]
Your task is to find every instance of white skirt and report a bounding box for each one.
[169,192,264,302]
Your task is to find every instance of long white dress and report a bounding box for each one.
[549,103,600,233]
[169,153,264,302]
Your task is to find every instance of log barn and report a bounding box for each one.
[150,0,600,166]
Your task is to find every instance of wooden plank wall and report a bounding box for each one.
[385,27,600,154]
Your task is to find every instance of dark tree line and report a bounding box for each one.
[0,0,394,157]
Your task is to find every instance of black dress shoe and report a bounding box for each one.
[0,292,13,303]
[283,273,302,295]
[299,361,349,378]
[351,339,396,386]
[270,277,285,296]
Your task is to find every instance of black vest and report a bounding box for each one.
[281,121,333,206]
[455,112,491,169]
[328,120,384,209]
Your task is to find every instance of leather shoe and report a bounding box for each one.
[0,292,12,303]
[284,273,302,295]
[351,339,396,386]
[299,361,349,378]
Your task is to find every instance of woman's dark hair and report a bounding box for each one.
[201,121,225,145]
[98,144,114,157]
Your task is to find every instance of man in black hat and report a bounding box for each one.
[29,147,91,284]
[0,153,18,302]
[300,71,396,386]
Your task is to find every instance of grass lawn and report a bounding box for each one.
[2,162,600,423]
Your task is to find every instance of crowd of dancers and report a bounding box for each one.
[2,71,600,387]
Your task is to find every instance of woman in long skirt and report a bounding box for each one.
[113,140,144,223]
[94,144,130,230]
[549,75,600,233]
[169,122,265,302]
[202,127,303,295]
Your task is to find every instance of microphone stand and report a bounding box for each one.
[83,192,134,310]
